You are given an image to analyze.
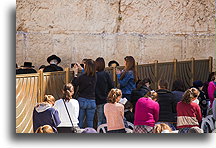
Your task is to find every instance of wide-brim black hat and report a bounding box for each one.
[47,55,61,64]
[21,62,34,68]
[108,60,119,67]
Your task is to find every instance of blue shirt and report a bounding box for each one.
[117,70,136,95]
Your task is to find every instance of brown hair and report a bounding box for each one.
[84,59,96,77]
[158,79,169,89]
[211,75,215,81]
[107,89,122,104]
[182,88,200,104]
[43,95,55,104]
[153,123,172,133]
[144,91,158,101]
[95,57,105,72]
[35,125,54,133]
[137,78,151,89]
[62,83,74,101]
[120,56,138,82]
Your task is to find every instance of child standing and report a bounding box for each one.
[104,89,126,133]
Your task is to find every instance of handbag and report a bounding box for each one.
[63,99,77,133]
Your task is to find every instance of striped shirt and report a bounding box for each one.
[177,101,202,129]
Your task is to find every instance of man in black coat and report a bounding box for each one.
[43,55,63,72]
[156,79,177,124]
[16,62,37,74]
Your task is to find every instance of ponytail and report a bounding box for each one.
[62,83,74,101]
[182,88,200,104]
[107,89,122,104]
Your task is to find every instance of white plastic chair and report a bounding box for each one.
[125,128,133,133]
[126,121,134,130]
[201,115,215,133]
[97,124,107,133]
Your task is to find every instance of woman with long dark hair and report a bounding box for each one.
[116,56,138,102]
[72,59,97,128]
[95,57,113,126]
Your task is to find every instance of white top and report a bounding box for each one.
[54,98,79,127]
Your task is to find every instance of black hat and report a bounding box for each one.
[47,55,61,64]
[193,80,203,88]
[108,60,119,67]
[21,62,34,68]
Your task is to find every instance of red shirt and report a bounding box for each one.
[177,101,202,129]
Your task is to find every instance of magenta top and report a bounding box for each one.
[134,97,160,127]
[208,81,216,108]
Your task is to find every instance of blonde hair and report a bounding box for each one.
[144,91,158,101]
[182,87,200,104]
[43,95,55,104]
[153,123,172,133]
[35,125,54,133]
[107,89,122,104]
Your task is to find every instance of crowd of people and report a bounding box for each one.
[17,54,216,133]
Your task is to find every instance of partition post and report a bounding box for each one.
[112,67,117,87]
[209,56,213,73]
[154,60,158,90]
[38,69,44,103]
[191,57,195,86]
[65,68,70,84]
[173,59,177,80]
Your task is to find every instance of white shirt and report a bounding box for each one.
[54,98,79,127]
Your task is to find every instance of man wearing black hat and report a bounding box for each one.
[108,60,119,68]
[43,55,63,72]
[16,62,37,74]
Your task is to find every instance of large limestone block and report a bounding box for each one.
[23,33,54,68]
[119,0,215,34]
[184,35,215,59]
[142,35,184,63]
[16,0,119,33]
[16,33,26,66]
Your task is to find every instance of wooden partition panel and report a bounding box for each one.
[157,62,174,90]
[194,60,209,83]
[43,71,66,101]
[16,74,39,133]
[137,64,155,89]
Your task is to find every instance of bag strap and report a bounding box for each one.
[62,99,74,127]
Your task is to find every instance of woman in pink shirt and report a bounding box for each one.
[104,89,126,133]
[134,91,160,133]
[208,75,216,108]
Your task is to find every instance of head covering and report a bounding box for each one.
[193,80,203,88]
[21,62,34,68]
[108,60,119,67]
[47,55,61,64]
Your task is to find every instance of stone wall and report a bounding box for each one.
[16,0,215,69]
